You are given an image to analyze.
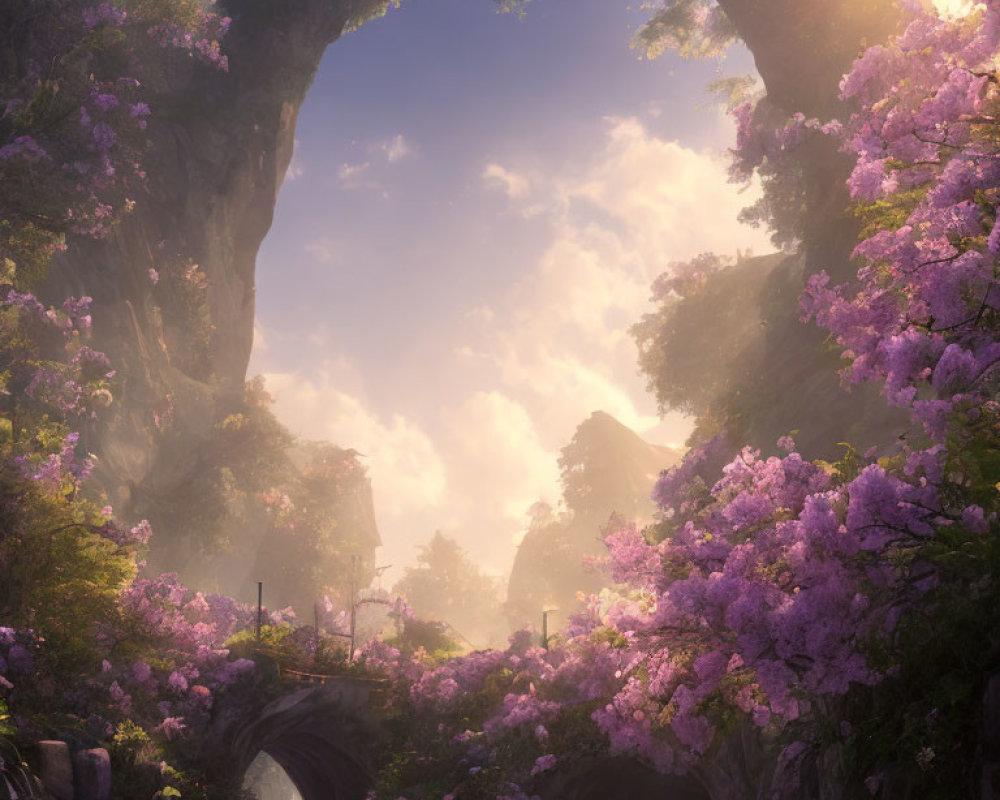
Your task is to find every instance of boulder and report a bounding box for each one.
[73,748,111,800]
[37,741,73,800]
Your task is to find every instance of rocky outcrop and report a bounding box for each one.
[506,412,680,628]
[715,0,900,276]
[635,0,909,465]
[40,1,387,591]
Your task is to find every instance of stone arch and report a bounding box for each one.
[226,679,383,800]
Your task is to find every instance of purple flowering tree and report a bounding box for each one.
[0,0,229,275]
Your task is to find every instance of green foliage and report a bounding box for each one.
[706,74,759,107]
[0,699,14,739]
[344,0,403,33]
[386,618,461,659]
[226,624,377,679]
[854,187,930,241]
[632,0,737,59]
[225,624,294,656]
[110,720,155,768]
[632,254,763,418]
[108,720,202,800]
[841,547,999,797]
[136,376,376,615]
[153,260,213,381]
[0,453,136,680]
[557,411,675,518]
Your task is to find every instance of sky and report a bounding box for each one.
[247,0,776,584]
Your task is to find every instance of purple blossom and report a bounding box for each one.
[82,4,127,29]
[92,93,118,112]
[530,755,557,775]
[156,716,186,740]
[167,670,188,694]
[91,122,116,152]
[6,644,33,674]
[0,136,50,163]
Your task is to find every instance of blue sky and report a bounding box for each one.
[248,0,774,583]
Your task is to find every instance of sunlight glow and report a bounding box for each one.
[932,0,983,18]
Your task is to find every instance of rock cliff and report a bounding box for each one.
[39,0,389,602]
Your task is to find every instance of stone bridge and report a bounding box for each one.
[214,672,715,800]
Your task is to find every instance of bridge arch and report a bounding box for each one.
[224,679,383,800]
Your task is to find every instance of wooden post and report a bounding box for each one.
[349,555,358,661]
[256,581,263,646]
[542,608,558,651]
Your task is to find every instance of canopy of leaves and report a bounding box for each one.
[393,532,507,648]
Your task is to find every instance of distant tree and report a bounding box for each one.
[393,532,506,649]
[557,411,675,519]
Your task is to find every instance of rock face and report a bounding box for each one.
[715,0,900,276]
[40,1,387,590]
[630,0,909,470]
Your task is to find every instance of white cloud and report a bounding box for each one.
[338,160,372,188]
[444,391,561,527]
[337,134,411,190]
[562,115,765,266]
[253,115,775,586]
[253,367,558,579]
[378,133,412,163]
[482,163,532,200]
[303,238,340,264]
[470,116,771,449]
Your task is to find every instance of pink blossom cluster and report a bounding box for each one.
[93,571,257,735]
[15,432,93,490]
[369,434,985,787]
[1,0,231,248]
[730,102,843,185]
[1,290,115,438]
[0,627,39,690]
[802,1,1000,440]
[581,437,966,771]
[146,12,232,71]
